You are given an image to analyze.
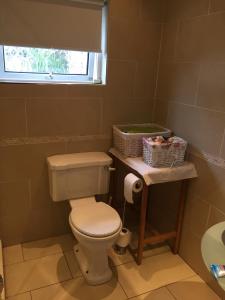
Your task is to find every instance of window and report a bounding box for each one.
[0,45,102,84]
[0,0,107,84]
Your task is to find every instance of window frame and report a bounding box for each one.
[0,46,101,84]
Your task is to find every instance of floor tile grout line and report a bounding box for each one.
[27,278,75,297]
[63,252,74,280]
[21,243,25,263]
[165,286,178,300]
[117,278,129,299]
[4,250,75,268]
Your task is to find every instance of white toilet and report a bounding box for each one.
[47,152,122,285]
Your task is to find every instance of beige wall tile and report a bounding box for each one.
[109,0,140,20]
[108,18,137,60]
[5,253,71,297]
[27,84,68,98]
[153,100,169,126]
[27,98,102,137]
[176,13,225,62]
[0,143,65,181]
[198,63,225,112]
[210,0,225,12]
[166,0,209,21]
[0,83,30,98]
[157,63,200,104]
[135,21,162,62]
[160,22,178,63]
[167,102,225,156]
[3,244,23,266]
[103,98,154,135]
[51,202,71,236]
[30,176,52,210]
[0,213,31,246]
[0,145,30,181]
[0,180,30,217]
[105,60,136,98]
[183,194,210,237]
[220,140,225,160]
[141,0,167,23]
[66,84,104,98]
[7,292,32,300]
[21,204,70,243]
[27,142,66,178]
[131,287,174,300]
[31,277,127,300]
[0,98,26,138]
[179,225,205,276]
[134,62,157,99]
[22,234,75,261]
[188,154,225,213]
[0,0,163,246]
[167,275,221,300]
[66,138,111,154]
[117,252,195,298]
[207,206,225,229]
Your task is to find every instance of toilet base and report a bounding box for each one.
[74,244,112,285]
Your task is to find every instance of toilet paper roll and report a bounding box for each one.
[116,228,132,248]
[124,173,143,204]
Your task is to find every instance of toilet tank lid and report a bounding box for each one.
[47,152,112,170]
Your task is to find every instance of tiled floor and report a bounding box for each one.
[3,234,220,300]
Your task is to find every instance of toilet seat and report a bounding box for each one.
[70,202,121,238]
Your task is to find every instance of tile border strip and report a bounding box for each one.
[0,134,111,147]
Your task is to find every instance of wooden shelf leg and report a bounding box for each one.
[136,184,149,265]
[173,180,188,254]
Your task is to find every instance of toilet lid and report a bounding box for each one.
[70,202,121,238]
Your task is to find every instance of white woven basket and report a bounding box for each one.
[113,124,171,157]
[143,136,187,168]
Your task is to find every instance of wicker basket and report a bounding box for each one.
[143,136,187,168]
[113,123,171,157]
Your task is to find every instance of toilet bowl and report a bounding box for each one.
[47,152,122,285]
[69,198,122,285]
